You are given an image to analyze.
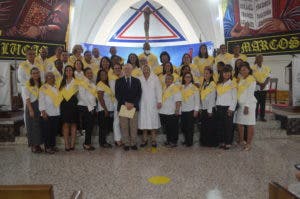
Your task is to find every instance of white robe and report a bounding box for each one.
[138,73,162,129]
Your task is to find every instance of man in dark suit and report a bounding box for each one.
[115,64,142,151]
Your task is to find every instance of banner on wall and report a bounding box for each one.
[0,62,11,111]
[223,0,300,56]
[0,0,70,60]
[82,42,214,67]
[292,55,300,107]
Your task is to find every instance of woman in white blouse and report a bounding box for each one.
[77,67,97,151]
[236,62,257,151]
[181,72,199,147]
[96,70,114,148]
[24,67,43,153]
[199,67,218,147]
[74,60,85,80]
[39,72,61,154]
[159,74,182,148]
[216,65,237,150]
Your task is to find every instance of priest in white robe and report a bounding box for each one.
[138,65,162,148]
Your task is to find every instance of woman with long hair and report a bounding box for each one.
[216,65,237,150]
[77,67,97,150]
[180,72,199,147]
[159,62,180,89]
[200,67,218,147]
[24,67,43,153]
[236,62,256,151]
[127,53,142,78]
[193,44,214,77]
[59,65,79,151]
[96,70,114,148]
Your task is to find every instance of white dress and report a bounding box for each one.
[138,73,162,129]
[235,78,257,125]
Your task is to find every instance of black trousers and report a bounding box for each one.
[98,111,113,145]
[216,106,233,145]
[181,111,194,146]
[78,106,94,145]
[255,91,267,119]
[160,114,179,144]
[200,110,218,147]
[41,116,59,148]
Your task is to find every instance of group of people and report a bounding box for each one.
[18,42,271,154]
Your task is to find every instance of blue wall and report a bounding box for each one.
[82,41,214,67]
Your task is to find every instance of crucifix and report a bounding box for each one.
[130,6,163,41]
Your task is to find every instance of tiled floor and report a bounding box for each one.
[0,118,299,199]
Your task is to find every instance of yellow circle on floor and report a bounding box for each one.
[148,176,171,185]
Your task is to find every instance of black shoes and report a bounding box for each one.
[100,142,112,148]
[123,146,130,151]
[83,144,95,151]
[131,145,138,150]
[140,141,148,148]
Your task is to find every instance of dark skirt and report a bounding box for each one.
[60,95,78,123]
[25,100,43,146]
[199,109,218,147]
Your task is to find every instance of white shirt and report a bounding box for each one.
[23,86,38,103]
[97,83,114,112]
[253,64,271,91]
[18,60,35,86]
[216,79,237,111]
[39,84,60,116]
[75,70,84,80]
[200,82,216,113]
[77,80,97,112]
[159,84,182,115]
[181,83,200,112]
[238,78,257,107]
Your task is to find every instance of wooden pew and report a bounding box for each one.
[0,184,54,199]
[269,182,300,199]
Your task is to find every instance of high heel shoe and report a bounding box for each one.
[140,140,148,148]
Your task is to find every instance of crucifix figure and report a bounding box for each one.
[130,6,163,41]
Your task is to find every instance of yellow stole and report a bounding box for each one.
[25,81,39,98]
[20,61,33,76]
[96,81,115,102]
[216,80,236,96]
[252,65,270,83]
[78,79,97,97]
[60,79,78,101]
[162,84,180,103]
[154,65,163,76]
[181,84,199,102]
[201,81,216,101]
[40,84,62,107]
[132,68,142,77]
[215,53,233,64]
[237,75,255,99]
[193,56,214,74]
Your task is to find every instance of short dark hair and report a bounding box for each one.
[182,72,194,85]
[162,62,174,75]
[217,64,233,84]
[160,51,170,63]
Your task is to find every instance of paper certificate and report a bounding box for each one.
[119,105,136,119]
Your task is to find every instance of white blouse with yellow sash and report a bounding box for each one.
[251,64,271,91]
[237,75,257,107]
[131,67,143,78]
[159,84,182,115]
[18,60,36,86]
[193,56,214,76]
[235,75,257,125]
[60,78,79,102]
[96,81,115,112]
[77,78,97,112]
[200,81,216,113]
[181,83,200,112]
[216,79,237,111]
[215,53,233,65]
[231,54,248,69]
[39,84,61,116]
[138,53,159,69]
[82,59,99,79]
[23,81,39,103]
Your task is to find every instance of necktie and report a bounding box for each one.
[126,77,130,88]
